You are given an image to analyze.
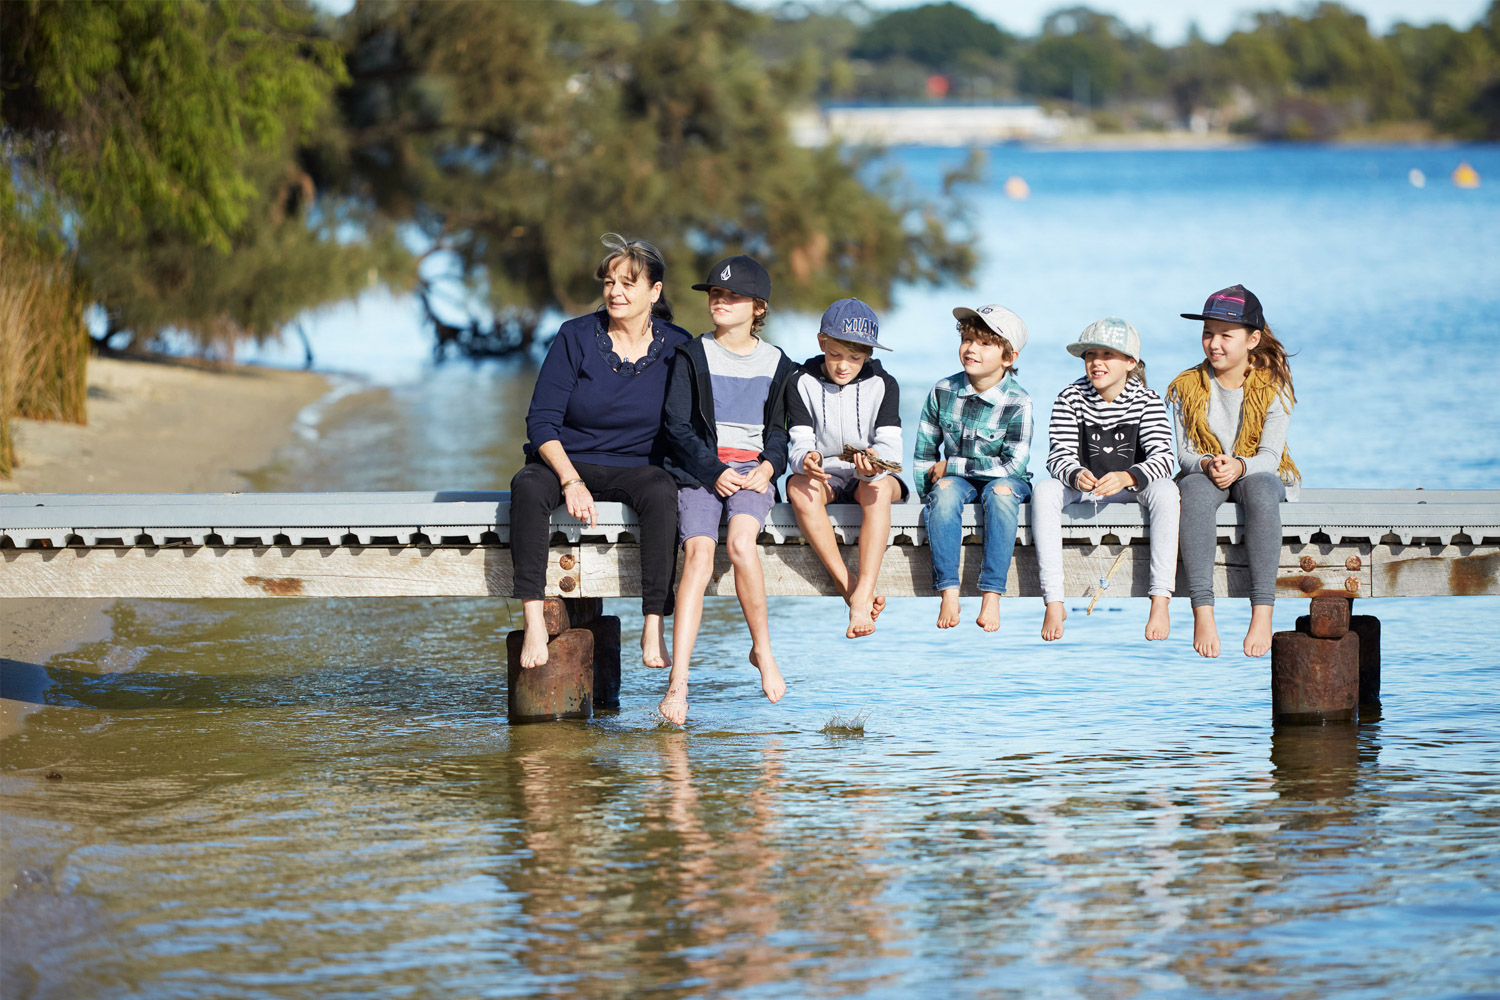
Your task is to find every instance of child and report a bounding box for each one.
[785,299,907,638]
[914,304,1034,632]
[1034,317,1180,642]
[658,255,798,724]
[1166,284,1298,659]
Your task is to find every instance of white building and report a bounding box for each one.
[791,102,1073,147]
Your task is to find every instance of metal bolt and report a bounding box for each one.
[1300,556,1317,571]
[1346,555,1362,571]
[1300,575,1322,594]
[559,554,576,570]
[1345,576,1361,593]
[558,576,577,593]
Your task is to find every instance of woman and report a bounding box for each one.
[511,234,690,670]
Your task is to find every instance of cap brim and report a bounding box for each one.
[1180,313,1211,321]
[691,282,718,292]
[952,307,981,321]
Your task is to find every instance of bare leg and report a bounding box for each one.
[1145,595,1171,641]
[976,590,1002,632]
[520,599,549,668]
[727,514,785,704]
[1192,604,1220,658]
[661,537,715,724]
[848,479,898,638]
[1041,601,1066,641]
[937,588,962,629]
[641,612,669,668]
[787,473,851,598]
[1244,604,1274,657]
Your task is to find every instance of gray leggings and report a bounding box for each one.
[1178,471,1286,608]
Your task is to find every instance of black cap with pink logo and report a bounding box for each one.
[1181,284,1265,328]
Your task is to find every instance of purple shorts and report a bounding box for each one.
[678,478,776,544]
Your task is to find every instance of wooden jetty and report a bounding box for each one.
[5,489,1498,724]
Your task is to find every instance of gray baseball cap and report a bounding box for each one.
[1068,316,1141,361]
[952,303,1028,353]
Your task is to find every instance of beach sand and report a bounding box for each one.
[1,355,329,739]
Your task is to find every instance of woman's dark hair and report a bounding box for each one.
[596,233,672,322]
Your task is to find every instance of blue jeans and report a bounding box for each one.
[924,475,1032,594]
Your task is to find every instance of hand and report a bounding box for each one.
[740,460,775,494]
[930,459,948,484]
[562,480,597,527]
[1075,469,1099,493]
[714,466,747,497]
[802,451,830,483]
[852,449,878,478]
[1090,470,1137,497]
[1207,454,1242,489]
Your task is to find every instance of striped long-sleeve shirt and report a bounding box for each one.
[913,371,1032,497]
[1044,377,1175,490]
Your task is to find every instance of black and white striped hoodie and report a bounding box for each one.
[786,356,902,485]
[1044,377,1175,489]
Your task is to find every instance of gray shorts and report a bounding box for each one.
[827,474,909,504]
[678,482,776,544]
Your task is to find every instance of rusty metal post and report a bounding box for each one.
[1271,629,1359,724]
[562,597,620,711]
[1350,614,1381,707]
[506,596,596,723]
[1297,595,1351,638]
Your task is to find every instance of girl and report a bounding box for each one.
[1167,284,1298,659]
[1035,317,1179,642]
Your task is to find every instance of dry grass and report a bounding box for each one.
[1,229,89,476]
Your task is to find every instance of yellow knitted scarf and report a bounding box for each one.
[1166,362,1300,485]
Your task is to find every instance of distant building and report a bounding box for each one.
[791,101,1073,147]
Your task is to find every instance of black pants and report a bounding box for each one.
[509,459,678,616]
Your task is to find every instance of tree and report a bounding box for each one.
[852,3,1014,69]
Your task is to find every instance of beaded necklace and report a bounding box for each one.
[596,314,665,377]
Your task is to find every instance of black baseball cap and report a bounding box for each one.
[1181,283,1265,328]
[692,255,771,302]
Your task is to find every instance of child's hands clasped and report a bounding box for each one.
[1086,470,1137,497]
[1204,454,1246,489]
[740,460,775,494]
[715,466,747,497]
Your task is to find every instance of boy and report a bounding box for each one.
[785,299,906,638]
[914,304,1033,632]
[659,255,798,725]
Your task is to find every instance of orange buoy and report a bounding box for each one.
[1452,162,1481,188]
[1003,176,1030,200]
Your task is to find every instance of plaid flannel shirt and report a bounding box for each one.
[913,371,1033,496]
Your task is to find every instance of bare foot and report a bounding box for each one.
[657,683,689,725]
[937,590,961,629]
[749,648,786,703]
[641,615,670,669]
[519,626,549,669]
[871,595,886,621]
[1192,605,1220,658]
[847,596,876,638]
[976,592,1002,632]
[1041,601,1066,641]
[1244,605,1274,657]
[1145,595,1171,641]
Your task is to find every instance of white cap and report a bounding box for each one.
[1068,316,1141,361]
[953,304,1028,353]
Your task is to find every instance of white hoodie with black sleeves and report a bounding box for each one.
[786,355,903,486]
[1045,377,1175,490]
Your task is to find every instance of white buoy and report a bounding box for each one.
[1408,168,1426,188]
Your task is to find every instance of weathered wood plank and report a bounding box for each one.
[6,540,1489,599]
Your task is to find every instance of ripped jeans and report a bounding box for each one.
[923,475,1033,594]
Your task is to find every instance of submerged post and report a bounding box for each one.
[1275,596,1360,723]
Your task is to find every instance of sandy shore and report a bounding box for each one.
[2,355,329,738]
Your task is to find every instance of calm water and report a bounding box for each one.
[5,145,1500,999]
